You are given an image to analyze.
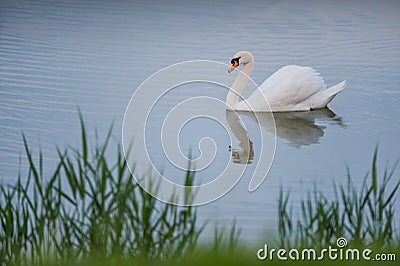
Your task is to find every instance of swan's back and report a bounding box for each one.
[256,65,325,111]
[236,65,346,112]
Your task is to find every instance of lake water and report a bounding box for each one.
[1,0,399,242]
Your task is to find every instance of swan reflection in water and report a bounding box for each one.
[226,110,255,164]
[226,108,345,164]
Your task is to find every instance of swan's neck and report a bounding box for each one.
[226,62,254,109]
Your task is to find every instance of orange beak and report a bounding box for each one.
[228,61,239,73]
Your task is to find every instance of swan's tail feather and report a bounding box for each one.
[309,80,347,109]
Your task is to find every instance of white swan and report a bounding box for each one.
[227,51,347,112]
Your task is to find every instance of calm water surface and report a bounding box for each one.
[1,0,399,241]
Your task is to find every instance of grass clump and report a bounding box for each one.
[278,147,400,251]
[0,114,202,265]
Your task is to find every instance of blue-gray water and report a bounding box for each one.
[1,0,399,242]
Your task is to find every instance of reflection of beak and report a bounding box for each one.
[228,61,239,73]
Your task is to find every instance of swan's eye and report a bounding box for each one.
[228,56,242,73]
[231,57,240,65]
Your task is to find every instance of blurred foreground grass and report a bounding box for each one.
[1,114,399,265]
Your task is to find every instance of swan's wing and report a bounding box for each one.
[246,65,325,111]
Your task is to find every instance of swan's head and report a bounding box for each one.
[228,51,254,73]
